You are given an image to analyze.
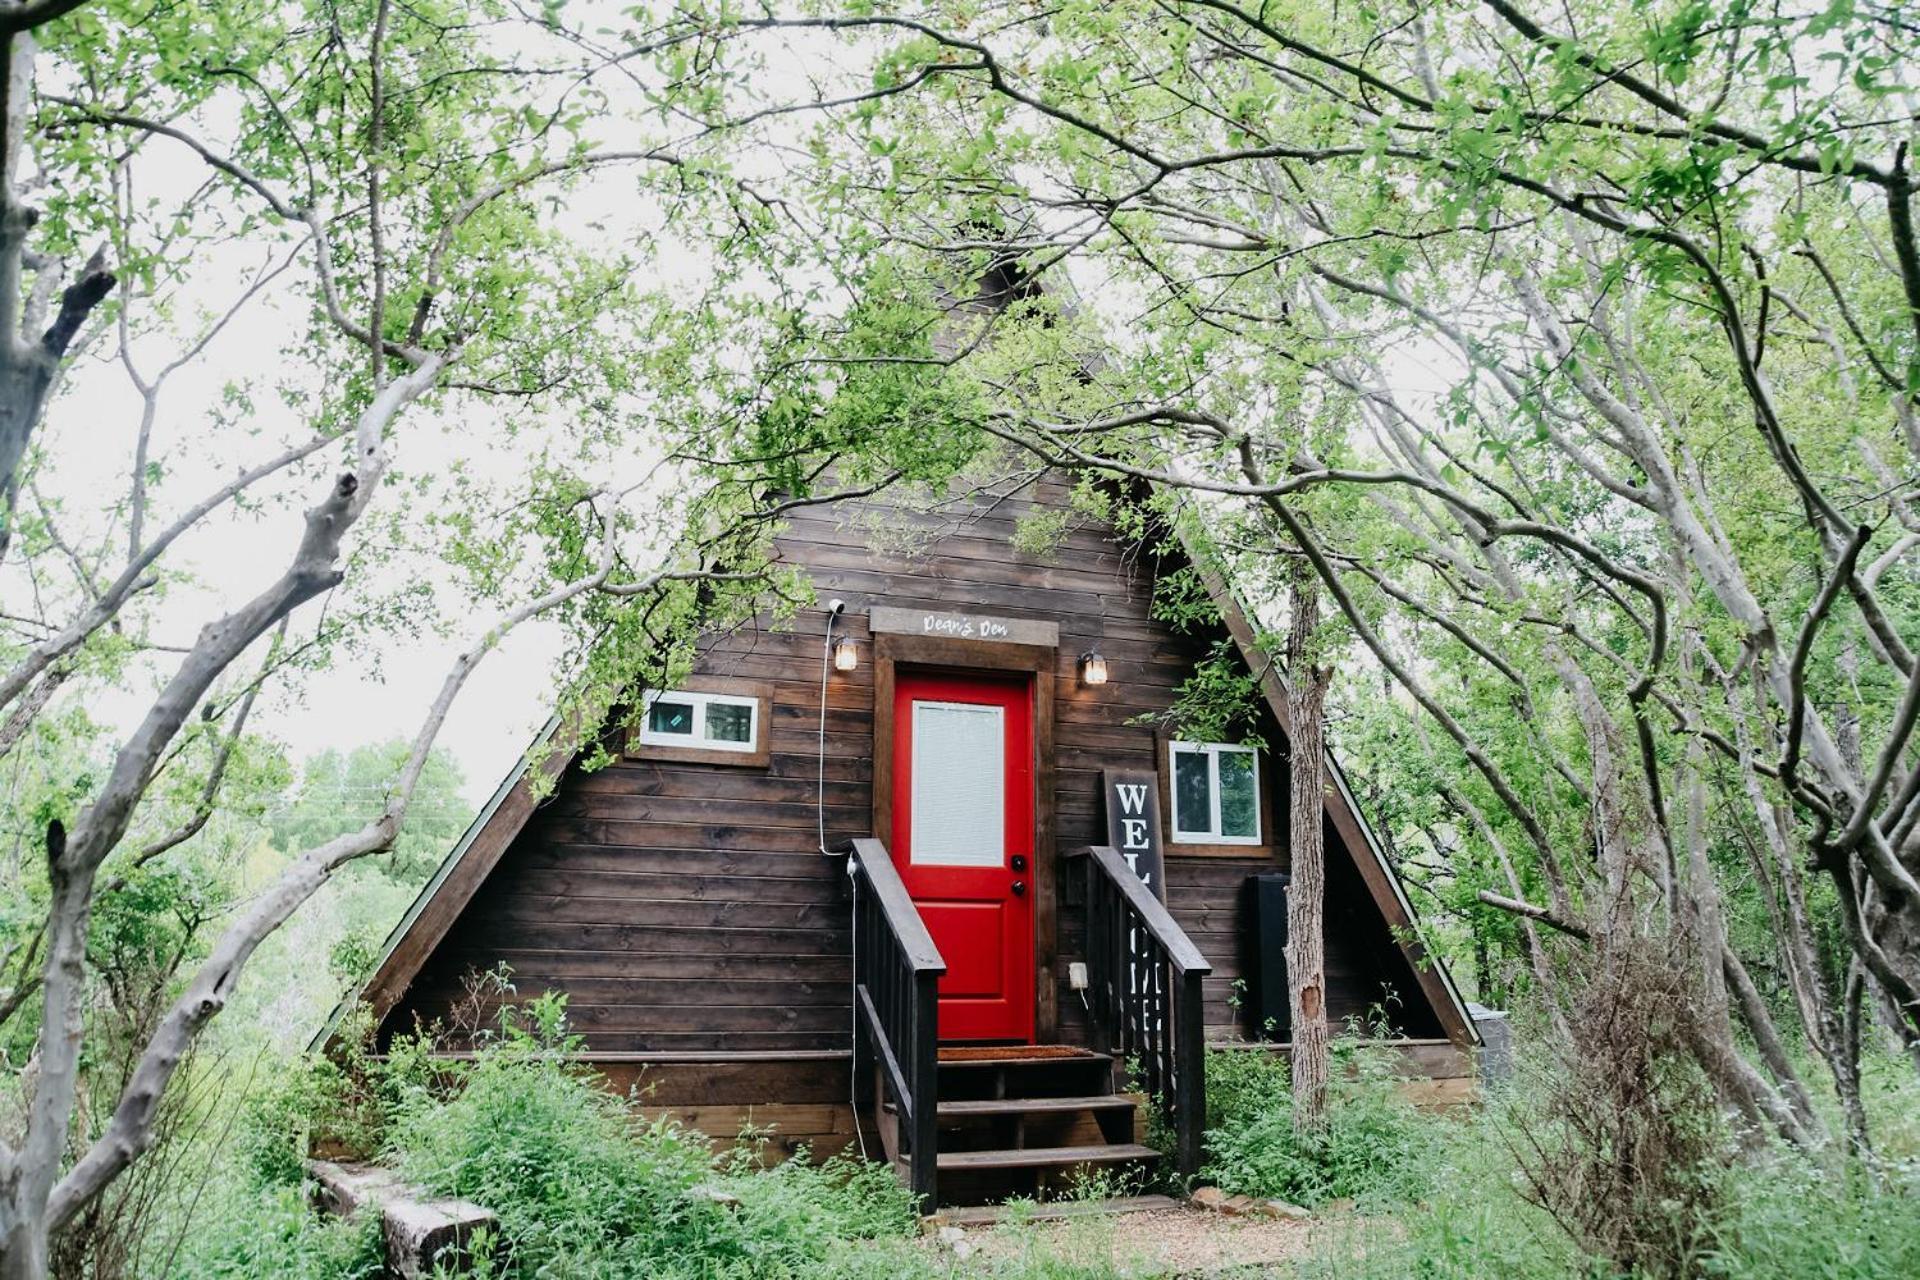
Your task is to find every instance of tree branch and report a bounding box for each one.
[1476,889,1592,941]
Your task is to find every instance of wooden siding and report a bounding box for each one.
[381,474,1446,1063]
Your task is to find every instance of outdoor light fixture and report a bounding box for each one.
[1080,649,1109,686]
[833,635,859,672]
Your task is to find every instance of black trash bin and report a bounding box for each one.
[1250,871,1291,1042]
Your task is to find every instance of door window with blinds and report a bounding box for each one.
[1168,741,1262,845]
[910,700,1005,866]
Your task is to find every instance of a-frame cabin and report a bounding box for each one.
[340,471,1476,1207]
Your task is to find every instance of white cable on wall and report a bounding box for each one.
[816,600,869,1159]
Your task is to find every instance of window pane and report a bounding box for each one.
[705,702,753,743]
[648,700,695,736]
[910,701,1004,867]
[1219,750,1258,838]
[1173,749,1212,835]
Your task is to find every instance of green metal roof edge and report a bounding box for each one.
[307,713,564,1052]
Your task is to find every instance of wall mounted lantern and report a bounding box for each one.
[1080,649,1109,686]
[833,635,860,672]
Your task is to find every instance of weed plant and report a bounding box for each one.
[380,994,917,1277]
[1201,1040,1441,1209]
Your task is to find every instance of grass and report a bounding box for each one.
[376,998,919,1278]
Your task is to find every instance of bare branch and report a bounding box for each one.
[1477,889,1592,941]
[0,430,336,712]
[112,622,282,880]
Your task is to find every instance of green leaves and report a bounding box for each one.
[1639,0,1716,86]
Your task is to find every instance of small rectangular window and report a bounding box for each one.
[647,699,696,737]
[1173,748,1212,834]
[637,688,764,756]
[1218,749,1258,838]
[704,702,754,744]
[1168,742,1262,845]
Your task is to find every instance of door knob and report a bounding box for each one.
[1011,880,1027,897]
[1011,855,1028,872]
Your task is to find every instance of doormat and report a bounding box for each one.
[937,1044,1093,1062]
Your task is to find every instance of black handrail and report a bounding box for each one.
[1071,844,1212,1177]
[840,838,944,1207]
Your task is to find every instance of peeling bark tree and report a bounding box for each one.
[1285,555,1330,1132]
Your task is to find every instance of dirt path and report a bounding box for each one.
[929,1206,1352,1276]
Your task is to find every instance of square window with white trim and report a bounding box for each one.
[637,688,764,755]
[1167,741,1262,844]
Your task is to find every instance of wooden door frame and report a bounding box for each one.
[872,632,1059,1042]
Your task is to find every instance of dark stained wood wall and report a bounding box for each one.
[383,473,1442,1058]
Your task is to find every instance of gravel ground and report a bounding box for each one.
[928,1206,1357,1276]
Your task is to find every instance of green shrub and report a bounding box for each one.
[1859,1051,1920,1164]
[234,1063,330,1189]
[1282,1061,1920,1280]
[1202,1042,1292,1131]
[382,994,917,1277]
[1201,1042,1442,1209]
[159,1183,383,1280]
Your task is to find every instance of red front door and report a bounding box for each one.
[891,670,1036,1043]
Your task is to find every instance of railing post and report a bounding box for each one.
[1074,846,1212,1182]
[908,968,939,1208]
[1174,966,1207,1178]
[851,889,873,1101]
[842,839,945,1211]
[1083,856,1107,1052]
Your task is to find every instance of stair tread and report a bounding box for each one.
[937,1143,1160,1171]
[937,1052,1103,1068]
[937,1095,1135,1117]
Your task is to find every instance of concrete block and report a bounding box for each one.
[306,1159,497,1277]
[383,1194,496,1279]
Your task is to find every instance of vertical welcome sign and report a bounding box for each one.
[1102,769,1167,1040]
[1102,768,1167,901]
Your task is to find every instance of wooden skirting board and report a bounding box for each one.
[1207,1035,1473,1077]
[581,1037,1474,1170]
[631,1101,864,1164]
[1207,1036,1478,1110]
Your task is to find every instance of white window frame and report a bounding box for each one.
[1167,741,1262,845]
[639,688,762,754]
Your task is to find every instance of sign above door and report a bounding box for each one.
[869,606,1059,648]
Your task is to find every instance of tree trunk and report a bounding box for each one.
[1286,555,1331,1133]
[0,1214,50,1280]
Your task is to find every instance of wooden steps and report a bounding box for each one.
[937,1044,1091,1062]
[905,1045,1160,1206]
[938,1142,1161,1171]
[936,1095,1134,1118]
